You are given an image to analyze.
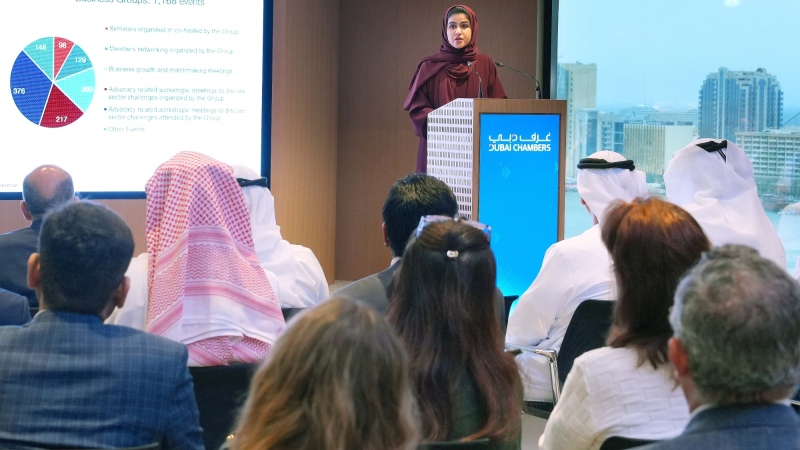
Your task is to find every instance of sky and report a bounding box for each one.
[558,0,800,120]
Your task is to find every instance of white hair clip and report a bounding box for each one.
[446,250,459,258]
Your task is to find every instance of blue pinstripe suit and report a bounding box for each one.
[640,403,800,450]
[0,310,204,450]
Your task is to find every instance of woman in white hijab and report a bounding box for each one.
[664,138,786,269]
[232,165,329,308]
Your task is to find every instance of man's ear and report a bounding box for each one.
[669,337,690,378]
[20,201,32,221]
[382,222,390,248]
[113,276,130,310]
[100,277,130,321]
[27,253,41,290]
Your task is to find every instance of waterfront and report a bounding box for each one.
[563,190,798,273]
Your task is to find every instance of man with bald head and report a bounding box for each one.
[0,165,74,309]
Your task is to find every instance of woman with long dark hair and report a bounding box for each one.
[388,218,521,448]
[540,198,711,450]
[404,5,506,172]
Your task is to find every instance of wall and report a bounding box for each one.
[272,0,340,282]
[335,0,540,280]
[0,199,147,256]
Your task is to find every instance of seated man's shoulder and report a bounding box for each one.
[334,266,396,315]
[0,288,30,326]
[0,226,36,244]
[556,225,604,253]
[1,314,186,359]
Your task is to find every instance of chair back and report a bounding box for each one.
[502,295,519,331]
[418,438,491,449]
[189,364,257,450]
[281,307,304,321]
[556,299,614,385]
[598,436,657,450]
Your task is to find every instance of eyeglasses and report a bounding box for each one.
[414,215,491,242]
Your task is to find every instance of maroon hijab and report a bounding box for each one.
[403,5,479,110]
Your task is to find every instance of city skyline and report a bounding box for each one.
[558,0,800,119]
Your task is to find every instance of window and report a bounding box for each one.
[558,0,800,272]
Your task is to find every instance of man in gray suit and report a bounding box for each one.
[0,201,203,450]
[641,245,800,450]
[335,173,458,314]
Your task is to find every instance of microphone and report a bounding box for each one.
[495,62,541,99]
[467,61,483,98]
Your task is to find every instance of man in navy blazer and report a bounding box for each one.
[0,201,203,450]
[0,165,75,310]
[0,287,30,326]
[641,245,800,450]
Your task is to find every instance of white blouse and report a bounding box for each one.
[539,346,689,450]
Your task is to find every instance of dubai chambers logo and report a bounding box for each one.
[488,132,552,152]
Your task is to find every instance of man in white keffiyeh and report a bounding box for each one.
[231,165,329,308]
[506,150,648,402]
[664,138,786,269]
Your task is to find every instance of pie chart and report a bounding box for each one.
[10,37,95,128]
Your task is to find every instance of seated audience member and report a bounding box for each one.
[664,138,786,268]
[334,172,458,314]
[108,152,284,366]
[640,245,800,450]
[389,219,521,448]
[232,165,329,308]
[540,198,710,450]
[230,297,419,450]
[0,287,30,326]
[0,165,74,309]
[0,201,203,449]
[506,150,647,402]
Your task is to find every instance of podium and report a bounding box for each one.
[427,98,567,296]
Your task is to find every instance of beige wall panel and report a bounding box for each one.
[336,0,539,280]
[272,0,340,283]
[0,199,147,257]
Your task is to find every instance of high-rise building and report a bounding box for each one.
[698,67,783,142]
[557,63,596,177]
[623,124,695,182]
[596,108,698,156]
[577,108,599,160]
[737,129,800,198]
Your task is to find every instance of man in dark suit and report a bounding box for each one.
[0,201,203,450]
[334,173,459,314]
[641,245,800,450]
[0,287,30,326]
[0,165,75,309]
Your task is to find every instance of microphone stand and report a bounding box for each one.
[495,62,541,99]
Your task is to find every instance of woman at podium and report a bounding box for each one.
[404,4,506,173]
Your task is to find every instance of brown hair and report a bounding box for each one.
[388,221,521,442]
[231,298,419,450]
[602,197,711,368]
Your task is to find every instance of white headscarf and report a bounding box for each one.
[664,138,786,268]
[232,165,329,307]
[576,150,649,224]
